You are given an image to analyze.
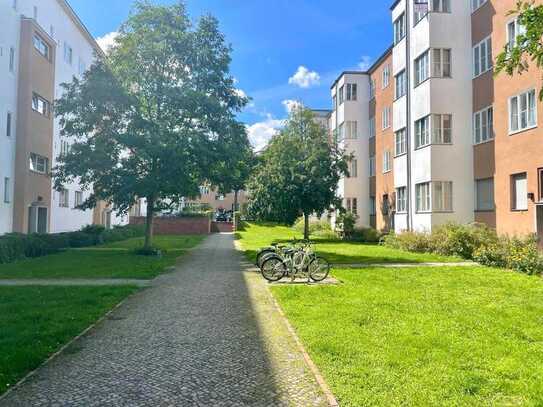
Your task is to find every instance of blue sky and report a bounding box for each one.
[69,0,393,149]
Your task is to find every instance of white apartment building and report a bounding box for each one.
[0,0,127,235]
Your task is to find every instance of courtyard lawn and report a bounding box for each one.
[0,286,137,395]
[272,266,543,406]
[236,222,462,264]
[0,235,205,280]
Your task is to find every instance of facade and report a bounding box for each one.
[0,0,125,235]
[184,187,248,213]
[323,0,543,239]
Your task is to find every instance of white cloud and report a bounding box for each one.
[282,99,303,114]
[288,66,321,88]
[96,31,119,53]
[234,88,248,99]
[246,115,284,152]
[358,55,373,71]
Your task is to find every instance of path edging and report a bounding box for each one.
[234,239,339,407]
[0,289,140,402]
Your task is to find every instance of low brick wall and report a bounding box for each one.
[130,216,211,235]
[211,222,234,233]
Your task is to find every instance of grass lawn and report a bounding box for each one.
[0,286,137,395]
[272,266,543,406]
[237,222,461,264]
[0,235,205,280]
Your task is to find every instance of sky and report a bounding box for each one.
[68,0,393,150]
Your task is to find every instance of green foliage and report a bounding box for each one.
[53,1,248,248]
[336,212,358,240]
[383,223,543,275]
[495,1,543,100]
[134,247,163,257]
[234,211,244,231]
[0,225,145,265]
[246,108,349,228]
[292,217,332,235]
[351,227,382,243]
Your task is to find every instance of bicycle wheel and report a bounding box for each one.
[256,249,276,267]
[308,257,330,282]
[261,256,287,282]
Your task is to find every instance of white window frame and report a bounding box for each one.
[4,177,10,203]
[473,36,492,78]
[507,17,526,51]
[346,83,357,101]
[431,114,452,144]
[383,150,392,173]
[395,128,407,156]
[59,189,69,208]
[415,115,430,148]
[369,156,376,177]
[369,79,376,99]
[382,106,391,130]
[33,34,50,60]
[394,13,406,45]
[74,191,83,207]
[431,0,450,13]
[471,0,488,12]
[433,181,453,212]
[396,187,407,213]
[509,89,537,134]
[414,0,429,24]
[511,173,528,211]
[432,48,451,78]
[382,65,390,89]
[414,50,429,86]
[395,70,406,99]
[32,93,50,116]
[349,159,358,178]
[369,117,376,138]
[29,153,48,174]
[64,42,73,65]
[345,121,358,139]
[416,182,431,213]
[473,106,494,144]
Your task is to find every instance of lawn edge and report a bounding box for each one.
[0,286,141,401]
[234,238,339,407]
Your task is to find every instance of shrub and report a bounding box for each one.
[382,231,432,253]
[134,247,163,257]
[336,212,357,240]
[506,235,543,275]
[351,227,382,243]
[430,222,498,259]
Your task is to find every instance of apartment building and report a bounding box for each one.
[325,0,542,238]
[0,0,122,235]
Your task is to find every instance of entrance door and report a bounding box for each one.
[537,205,543,249]
[28,206,48,234]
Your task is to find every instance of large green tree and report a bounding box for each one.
[495,1,543,99]
[54,1,248,249]
[247,108,349,239]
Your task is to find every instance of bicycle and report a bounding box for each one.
[260,241,330,283]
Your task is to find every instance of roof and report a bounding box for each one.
[390,0,402,10]
[57,0,105,57]
[367,45,393,74]
[330,71,368,90]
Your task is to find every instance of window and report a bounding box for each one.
[394,13,406,45]
[539,168,543,202]
[349,159,358,178]
[346,83,357,101]
[4,177,10,203]
[6,112,12,138]
[64,42,73,65]
[507,18,526,51]
[383,150,392,173]
[369,197,376,216]
[511,173,528,211]
[29,153,48,174]
[60,140,70,157]
[33,34,49,60]
[337,122,345,142]
[396,187,407,212]
[416,182,431,212]
[333,95,337,111]
[415,116,430,148]
[382,65,390,88]
[472,0,488,12]
[369,79,376,99]
[345,121,358,139]
[382,106,391,130]
[369,156,376,176]
[475,178,494,211]
[395,70,406,99]
[74,191,83,207]
[509,89,537,133]
[32,94,50,116]
[431,114,452,144]
[9,47,15,73]
[369,117,376,138]
[473,37,492,77]
[414,0,429,24]
[431,0,450,12]
[395,128,407,156]
[59,189,69,208]
[346,198,358,215]
[433,181,453,212]
[474,106,494,144]
[432,48,451,78]
[414,51,429,86]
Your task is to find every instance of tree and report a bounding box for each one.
[495,1,543,99]
[54,1,247,250]
[210,122,256,212]
[247,108,349,239]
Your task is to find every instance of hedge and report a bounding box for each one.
[0,224,145,265]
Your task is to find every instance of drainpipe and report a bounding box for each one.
[405,0,413,231]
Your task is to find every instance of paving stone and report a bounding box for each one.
[0,234,327,406]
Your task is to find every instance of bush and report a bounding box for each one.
[134,247,163,257]
[430,222,498,259]
[292,217,332,235]
[336,212,357,240]
[351,227,382,243]
[382,231,432,253]
[234,212,244,231]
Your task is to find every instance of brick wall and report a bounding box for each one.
[130,216,211,235]
[211,222,233,233]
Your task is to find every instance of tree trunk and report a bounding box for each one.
[144,197,155,250]
[303,212,310,240]
[233,190,239,212]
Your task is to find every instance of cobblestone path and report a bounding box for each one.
[0,233,327,406]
